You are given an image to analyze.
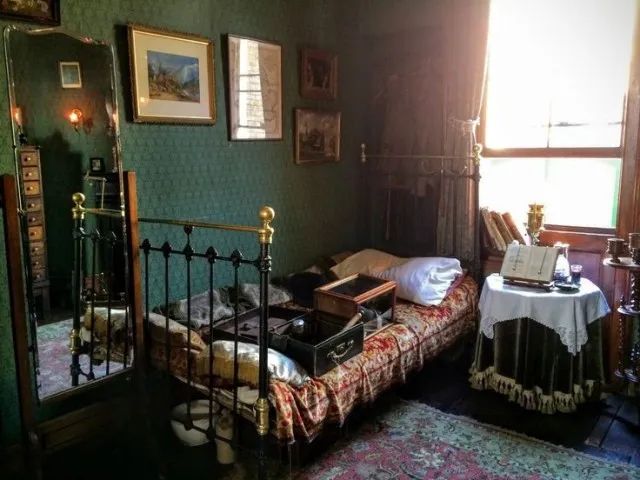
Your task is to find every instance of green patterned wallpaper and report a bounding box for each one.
[0,0,366,445]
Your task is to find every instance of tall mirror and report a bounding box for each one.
[5,26,131,401]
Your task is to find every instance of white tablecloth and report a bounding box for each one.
[479,274,610,355]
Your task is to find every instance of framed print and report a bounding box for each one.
[128,24,216,124]
[295,109,341,165]
[227,35,282,140]
[59,62,82,89]
[0,0,60,25]
[300,48,337,100]
[90,157,105,173]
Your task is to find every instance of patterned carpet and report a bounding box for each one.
[296,399,640,480]
[37,318,124,397]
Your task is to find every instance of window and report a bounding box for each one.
[480,0,636,230]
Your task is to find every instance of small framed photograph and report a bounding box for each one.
[90,157,105,173]
[295,108,341,165]
[0,0,60,25]
[300,48,337,100]
[128,24,216,124]
[59,62,82,89]
[227,34,282,140]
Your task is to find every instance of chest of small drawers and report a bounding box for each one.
[19,146,50,319]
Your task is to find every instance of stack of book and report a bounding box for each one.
[480,208,529,256]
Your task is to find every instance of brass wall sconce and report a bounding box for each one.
[12,106,27,145]
[526,203,545,245]
[68,108,83,132]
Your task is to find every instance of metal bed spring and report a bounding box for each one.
[70,192,130,388]
[138,206,275,479]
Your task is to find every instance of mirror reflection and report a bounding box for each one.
[6,27,131,400]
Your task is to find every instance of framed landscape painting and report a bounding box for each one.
[128,24,216,124]
[295,109,341,165]
[227,34,282,140]
[0,0,60,25]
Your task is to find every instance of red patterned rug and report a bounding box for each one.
[295,399,639,479]
[37,319,123,397]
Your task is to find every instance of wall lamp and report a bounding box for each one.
[68,108,83,132]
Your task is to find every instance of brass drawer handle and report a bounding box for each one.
[28,203,36,208]
[29,217,36,223]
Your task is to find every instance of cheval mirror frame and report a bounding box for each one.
[3,24,135,413]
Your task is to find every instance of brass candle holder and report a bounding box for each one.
[526,203,545,246]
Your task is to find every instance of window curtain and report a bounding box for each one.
[436,0,490,265]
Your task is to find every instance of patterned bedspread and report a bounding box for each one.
[149,276,478,443]
[269,276,478,442]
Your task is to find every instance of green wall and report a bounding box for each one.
[0,0,366,445]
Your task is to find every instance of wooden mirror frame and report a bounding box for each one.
[2,172,142,473]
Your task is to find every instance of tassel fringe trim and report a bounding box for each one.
[469,367,599,414]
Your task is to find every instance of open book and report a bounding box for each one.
[500,244,560,284]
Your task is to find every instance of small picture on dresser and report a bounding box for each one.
[90,157,105,173]
[59,62,82,89]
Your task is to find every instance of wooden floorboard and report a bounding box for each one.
[586,394,624,448]
[601,398,640,460]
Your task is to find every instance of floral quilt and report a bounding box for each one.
[269,276,478,442]
[148,276,478,443]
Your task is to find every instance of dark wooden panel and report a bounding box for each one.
[1,174,40,475]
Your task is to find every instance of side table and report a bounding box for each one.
[602,257,640,383]
[470,274,610,414]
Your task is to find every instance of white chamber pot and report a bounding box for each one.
[170,399,219,447]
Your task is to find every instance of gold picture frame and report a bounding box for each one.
[227,34,282,140]
[128,24,216,124]
[300,48,337,100]
[295,108,341,165]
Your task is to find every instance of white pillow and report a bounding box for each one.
[330,249,406,279]
[376,257,463,306]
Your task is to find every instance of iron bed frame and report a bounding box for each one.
[360,142,483,279]
[70,177,275,478]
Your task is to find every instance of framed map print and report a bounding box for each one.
[128,24,216,124]
[227,35,282,140]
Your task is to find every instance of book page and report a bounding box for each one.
[500,245,559,283]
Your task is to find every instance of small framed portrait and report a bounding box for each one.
[59,62,82,89]
[300,48,337,100]
[90,157,105,173]
[295,108,341,165]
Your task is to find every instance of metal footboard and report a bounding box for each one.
[138,207,275,479]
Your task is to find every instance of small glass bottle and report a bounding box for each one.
[553,242,570,282]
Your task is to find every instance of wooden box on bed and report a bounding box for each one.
[207,307,364,377]
[314,274,396,323]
